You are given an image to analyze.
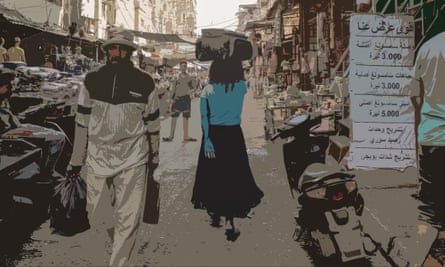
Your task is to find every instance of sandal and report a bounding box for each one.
[210,214,222,228]
[162,137,173,142]
[183,137,197,142]
[225,228,240,241]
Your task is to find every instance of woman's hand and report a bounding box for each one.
[204,137,215,159]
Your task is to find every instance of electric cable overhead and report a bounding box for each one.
[196,17,238,29]
[15,5,41,10]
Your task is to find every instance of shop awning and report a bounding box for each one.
[0,3,33,26]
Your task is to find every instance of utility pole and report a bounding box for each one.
[330,0,335,50]
[94,0,100,62]
[94,0,99,40]
[134,0,140,31]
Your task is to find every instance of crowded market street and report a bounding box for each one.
[0,89,436,267]
[2,0,445,266]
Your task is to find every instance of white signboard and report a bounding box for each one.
[352,123,416,149]
[350,37,415,66]
[348,145,416,170]
[350,95,414,123]
[347,14,416,170]
[351,14,415,38]
[350,65,413,95]
[350,14,415,66]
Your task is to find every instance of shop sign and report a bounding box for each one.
[347,14,416,171]
[349,95,414,123]
[349,65,413,95]
[348,145,416,170]
[351,122,416,149]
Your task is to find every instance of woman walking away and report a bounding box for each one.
[191,58,264,241]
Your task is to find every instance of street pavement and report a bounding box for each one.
[5,88,438,266]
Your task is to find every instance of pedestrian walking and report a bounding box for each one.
[162,60,197,142]
[7,37,26,63]
[191,57,264,241]
[407,28,445,265]
[0,37,7,63]
[66,30,160,266]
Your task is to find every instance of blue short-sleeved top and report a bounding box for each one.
[200,81,247,126]
[407,31,445,145]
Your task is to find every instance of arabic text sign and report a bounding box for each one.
[350,65,413,95]
[351,14,415,38]
[348,14,416,170]
[350,14,415,66]
[350,95,414,123]
[350,36,415,65]
[353,37,415,50]
[347,145,416,170]
[352,122,415,149]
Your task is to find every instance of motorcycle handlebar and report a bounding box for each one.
[270,112,335,141]
[271,132,281,141]
[317,113,334,119]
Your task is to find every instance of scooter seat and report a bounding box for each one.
[298,163,355,192]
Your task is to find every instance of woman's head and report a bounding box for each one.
[209,58,243,86]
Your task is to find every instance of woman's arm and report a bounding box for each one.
[200,87,215,159]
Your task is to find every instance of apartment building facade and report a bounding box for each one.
[0,0,197,41]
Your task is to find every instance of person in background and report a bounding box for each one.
[356,0,372,12]
[0,68,16,110]
[73,46,87,72]
[407,28,445,266]
[162,60,197,142]
[65,46,72,57]
[242,60,251,83]
[191,57,264,241]
[66,30,160,266]
[156,72,171,119]
[7,37,26,63]
[41,54,54,68]
[0,37,7,63]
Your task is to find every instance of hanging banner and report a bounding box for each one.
[347,14,416,171]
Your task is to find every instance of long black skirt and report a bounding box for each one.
[191,125,264,218]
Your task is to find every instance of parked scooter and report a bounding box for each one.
[271,112,329,197]
[271,112,366,262]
